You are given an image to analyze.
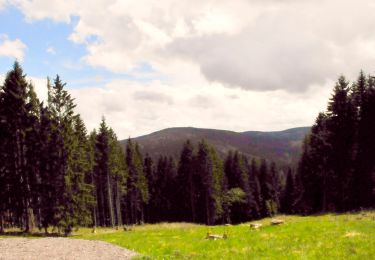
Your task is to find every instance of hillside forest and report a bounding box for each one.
[0,62,374,235]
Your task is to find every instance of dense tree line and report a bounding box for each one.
[145,141,283,224]
[296,72,375,214]
[0,62,294,234]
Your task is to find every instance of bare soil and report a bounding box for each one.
[0,237,138,260]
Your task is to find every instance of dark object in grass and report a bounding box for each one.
[123,226,133,232]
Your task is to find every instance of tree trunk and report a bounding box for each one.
[0,213,4,233]
[189,173,196,222]
[106,172,115,228]
[115,181,122,226]
[205,191,210,225]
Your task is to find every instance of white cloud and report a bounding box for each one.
[0,0,8,10]
[69,78,332,138]
[4,0,375,136]
[12,0,76,22]
[0,73,48,101]
[46,47,56,55]
[0,34,27,61]
[28,76,48,101]
[9,0,375,92]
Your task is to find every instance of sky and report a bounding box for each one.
[1,0,375,139]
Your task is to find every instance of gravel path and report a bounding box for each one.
[0,237,138,260]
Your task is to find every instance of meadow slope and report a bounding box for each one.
[75,212,375,259]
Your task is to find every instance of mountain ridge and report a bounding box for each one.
[120,126,310,165]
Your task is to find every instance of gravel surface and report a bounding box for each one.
[0,237,138,260]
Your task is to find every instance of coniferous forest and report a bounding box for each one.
[0,62,374,235]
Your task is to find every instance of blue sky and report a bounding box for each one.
[1,0,373,137]
[0,6,156,89]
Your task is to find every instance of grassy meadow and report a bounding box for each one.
[71,212,375,259]
[1,212,374,259]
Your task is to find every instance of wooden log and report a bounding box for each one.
[250,223,262,230]
[206,232,227,240]
[271,219,285,225]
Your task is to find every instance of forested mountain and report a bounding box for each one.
[122,127,310,166]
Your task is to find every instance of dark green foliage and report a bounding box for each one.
[0,62,36,232]
[224,151,259,223]
[298,72,375,213]
[176,140,196,222]
[92,119,126,227]
[47,76,93,235]
[125,139,148,224]
[195,140,221,225]
[281,168,295,214]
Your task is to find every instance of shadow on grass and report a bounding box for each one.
[0,231,63,237]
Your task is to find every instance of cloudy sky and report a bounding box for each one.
[1,0,375,139]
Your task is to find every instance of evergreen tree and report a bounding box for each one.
[108,128,127,226]
[69,115,95,227]
[224,151,257,222]
[176,140,196,222]
[195,140,223,225]
[326,76,356,211]
[281,168,294,214]
[0,62,35,232]
[353,73,375,208]
[94,119,114,227]
[259,159,279,216]
[47,75,92,234]
[249,158,262,218]
[125,139,148,224]
[143,154,154,223]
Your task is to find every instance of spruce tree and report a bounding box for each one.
[281,168,294,214]
[326,76,356,211]
[94,119,114,227]
[47,75,92,234]
[125,139,148,224]
[176,140,196,222]
[195,140,223,225]
[0,62,35,232]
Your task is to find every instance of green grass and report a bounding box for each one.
[1,212,373,259]
[71,212,375,259]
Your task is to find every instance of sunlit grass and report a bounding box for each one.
[71,212,375,259]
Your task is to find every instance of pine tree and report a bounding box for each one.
[0,62,35,232]
[176,140,196,222]
[0,77,7,233]
[69,115,95,227]
[143,154,154,223]
[47,75,91,234]
[94,119,114,227]
[108,128,127,226]
[326,76,356,211]
[195,140,223,225]
[224,151,258,222]
[353,73,375,208]
[125,139,148,224]
[259,159,279,217]
[249,158,262,218]
[281,168,294,214]
[87,130,98,228]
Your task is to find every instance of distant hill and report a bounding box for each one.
[120,127,310,165]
